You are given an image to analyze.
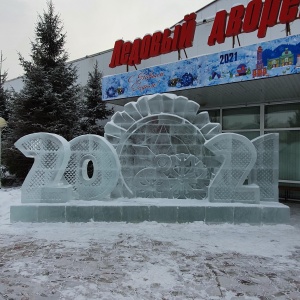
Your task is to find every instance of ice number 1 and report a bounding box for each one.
[204,133,260,204]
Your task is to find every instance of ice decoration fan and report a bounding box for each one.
[104,93,221,199]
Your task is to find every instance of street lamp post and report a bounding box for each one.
[0,117,7,189]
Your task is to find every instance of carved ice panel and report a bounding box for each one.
[64,134,120,200]
[249,133,279,202]
[104,94,220,199]
[204,133,260,204]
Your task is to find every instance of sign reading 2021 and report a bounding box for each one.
[15,94,279,204]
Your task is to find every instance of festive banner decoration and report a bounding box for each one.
[102,34,300,101]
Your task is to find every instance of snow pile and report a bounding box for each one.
[0,187,300,299]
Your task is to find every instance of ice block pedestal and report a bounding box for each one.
[10,198,290,224]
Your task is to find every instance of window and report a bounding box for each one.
[265,103,300,182]
[207,109,220,123]
[265,131,300,181]
[222,106,260,130]
[234,131,260,140]
[265,103,300,129]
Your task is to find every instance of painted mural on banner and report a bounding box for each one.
[102,34,300,101]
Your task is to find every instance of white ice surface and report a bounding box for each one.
[0,187,300,299]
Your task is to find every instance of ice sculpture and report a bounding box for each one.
[249,133,279,202]
[104,93,221,198]
[103,93,282,203]
[15,133,120,203]
[15,133,72,203]
[204,133,260,204]
[64,134,120,200]
[15,94,281,206]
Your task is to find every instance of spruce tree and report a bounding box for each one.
[5,1,80,180]
[83,61,114,136]
[0,51,9,120]
[0,52,12,185]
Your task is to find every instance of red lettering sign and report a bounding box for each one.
[160,29,172,54]
[243,0,263,33]
[140,35,151,60]
[257,0,282,38]
[279,0,300,23]
[178,13,197,49]
[109,13,197,68]
[128,39,141,66]
[171,25,181,51]
[110,1,300,64]
[108,40,123,68]
[120,41,132,65]
[208,0,300,45]
[149,31,163,57]
[207,10,227,46]
[226,5,245,37]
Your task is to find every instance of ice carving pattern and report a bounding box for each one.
[249,133,279,202]
[204,133,260,204]
[104,93,220,198]
[15,133,71,203]
[64,135,120,200]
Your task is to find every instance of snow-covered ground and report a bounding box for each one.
[0,188,300,300]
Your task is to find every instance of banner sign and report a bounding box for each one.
[108,0,300,67]
[109,13,197,68]
[209,0,300,45]
[102,34,300,101]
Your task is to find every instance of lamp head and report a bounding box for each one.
[0,117,7,129]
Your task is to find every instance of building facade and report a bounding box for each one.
[5,0,300,199]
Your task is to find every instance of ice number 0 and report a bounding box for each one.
[204,133,260,204]
[64,135,120,200]
[15,133,121,202]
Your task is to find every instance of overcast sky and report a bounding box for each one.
[0,0,213,80]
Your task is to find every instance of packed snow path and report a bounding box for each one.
[0,188,300,299]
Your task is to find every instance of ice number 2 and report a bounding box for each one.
[15,133,71,203]
[204,133,260,204]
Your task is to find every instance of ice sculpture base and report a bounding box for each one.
[40,185,73,203]
[10,199,290,225]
